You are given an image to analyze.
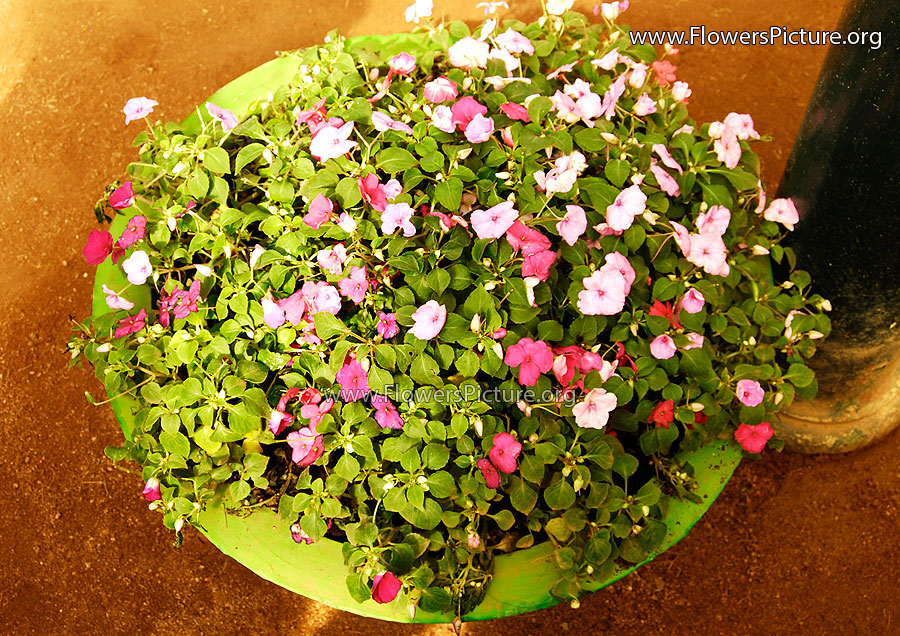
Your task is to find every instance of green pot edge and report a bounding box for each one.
[91,32,742,623]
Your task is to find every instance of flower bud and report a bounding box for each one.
[174,518,185,533]
[570,599,581,609]
[528,433,539,443]
[484,282,496,291]
[96,343,111,353]
[472,417,484,436]
[641,505,651,516]
[470,313,482,332]
[751,245,770,255]
[809,330,825,339]
[819,299,832,312]
[516,400,532,417]
[690,402,705,412]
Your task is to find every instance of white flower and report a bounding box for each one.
[122,250,152,285]
[546,0,574,15]
[404,0,433,23]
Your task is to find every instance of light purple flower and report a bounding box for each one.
[381,202,416,237]
[338,266,368,305]
[206,102,239,132]
[102,284,134,311]
[123,97,158,125]
[736,379,765,407]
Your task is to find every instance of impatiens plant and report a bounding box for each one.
[69,0,830,618]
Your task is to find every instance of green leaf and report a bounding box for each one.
[680,348,713,378]
[314,312,348,339]
[160,430,190,457]
[527,96,553,124]
[784,363,815,388]
[433,177,463,212]
[605,159,630,188]
[410,354,440,386]
[234,142,266,172]
[376,147,418,173]
[203,147,231,175]
[187,169,210,200]
[510,476,538,515]
[335,453,361,481]
[544,476,576,510]
[574,128,611,153]
[455,349,480,377]
[368,366,393,393]
[426,268,450,295]
[335,176,363,208]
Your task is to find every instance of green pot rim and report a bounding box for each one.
[91,31,742,623]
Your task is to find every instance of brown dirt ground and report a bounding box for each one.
[2,0,898,634]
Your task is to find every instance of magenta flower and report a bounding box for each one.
[109,182,135,210]
[450,96,488,131]
[338,266,368,305]
[268,387,300,435]
[381,202,416,237]
[123,97,158,125]
[372,394,404,429]
[464,113,494,143]
[606,184,647,232]
[141,477,162,502]
[122,250,152,285]
[476,458,501,489]
[377,312,399,339]
[471,201,518,240]
[337,358,370,401]
[650,334,677,360]
[290,522,314,545]
[577,269,628,316]
[504,337,553,386]
[371,571,403,604]
[557,205,587,246]
[431,105,456,133]
[423,77,458,103]
[634,93,657,116]
[287,426,324,466]
[83,230,114,265]
[506,221,551,255]
[495,28,534,55]
[303,194,334,229]
[763,198,799,231]
[650,163,680,197]
[117,215,147,248]
[489,432,522,474]
[522,249,557,281]
[114,308,147,339]
[310,121,358,162]
[206,102,239,132]
[410,300,447,340]
[573,388,618,429]
[734,422,774,454]
[388,52,417,75]
[447,36,490,70]
[678,288,705,314]
[358,173,389,212]
[170,279,202,320]
[102,284,134,311]
[499,101,530,122]
[697,205,731,236]
[736,379,765,407]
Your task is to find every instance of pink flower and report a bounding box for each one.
[634,93,657,116]
[268,387,300,435]
[371,572,402,604]
[303,194,334,229]
[338,266,368,304]
[102,284,134,310]
[410,300,447,340]
[337,358,370,401]
[522,250,557,281]
[418,77,457,108]
[734,422,774,453]
[592,50,621,70]
[109,182,135,209]
[471,201,518,239]
[557,205,587,246]
[652,60,678,86]
[448,36,490,69]
[287,426,324,466]
[650,163,680,196]
[504,337,553,386]
[578,269,628,315]
[601,252,636,294]
[672,81,692,102]
[683,332,705,350]
[117,215,147,248]
[300,398,334,428]
[337,212,358,233]
[123,97,158,125]
[114,308,147,339]
[573,388,617,429]
[736,379,765,407]
[310,121,358,162]
[372,111,414,135]
[763,198,799,231]
[724,112,760,140]
[652,144,683,174]
[372,394,404,429]
[495,28,534,55]
[381,202,416,237]
[141,477,162,502]
[476,458,500,489]
[262,294,286,328]
[687,233,730,276]
[358,173,389,211]
[301,281,342,315]
[290,523,314,544]
[600,75,626,120]
[650,334,677,359]
[678,288,705,314]
[404,0,433,23]
[464,113,495,143]
[431,105,456,133]
[122,250,152,285]
[294,97,327,131]
[506,221,551,255]
[316,244,348,275]
[499,101,530,122]
[83,230,114,265]
[276,290,306,324]
[388,52,417,75]
[606,184,647,231]
[206,102,239,132]
[170,279,201,320]
[489,432,522,473]
[697,205,731,236]
[451,97,488,131]
[377,312,399,338]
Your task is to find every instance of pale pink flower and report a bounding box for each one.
[697,205,731,236]
[423,77,458,103]
[410,300,447,340]
[683,332,705,350]
[102,284,134,311]
[316,244,348,275]
[723,112,759,140]
[672,81,692,102]
[142,477,162,502]
[303,194,334,229]
[763,198,799,231]
[599,0,629,20]
[606,184,647,231]
[448,37,490,70]
[301,281,342,316]
[194,264,213,278]
[310,121,358,161]
[287,426,324,466]
[372,111,413,135]
[687,233,730,276]
[601,75,626,120]
[338,266,368,304]
[652,144,683,174]
[464,113,494,143]
[122,250,152,285]
[249,244,265,269]
[578,269,628,315]
[431,105,456,133]
[573,388,617,429]
[206,102,239,132]
[337,212,358,233]
[404,0,433,23]
[109,182,136,210]
[634,93,657,116]
[471,201,518,239]
[601,251,636,294]
[388,52,417,75]
[628,64,648,88]
[381,202,416,237]
[592,50,620,70]
[650,163,680,196]
[670,220,693,257]
[261,294,286,328]
[476,0,509,15]
[123,97,158,125]
[650,334,677,359]
[734,422,774,454]
[504,337,553,386]
[488,48,520,74]
[678,288,705,314]
[557,205,587,246]
[736,379,765,407]
[495,28,534,55]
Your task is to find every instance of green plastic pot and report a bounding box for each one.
[91,33,742,623]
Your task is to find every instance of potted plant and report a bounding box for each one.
[69,0,830,624]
